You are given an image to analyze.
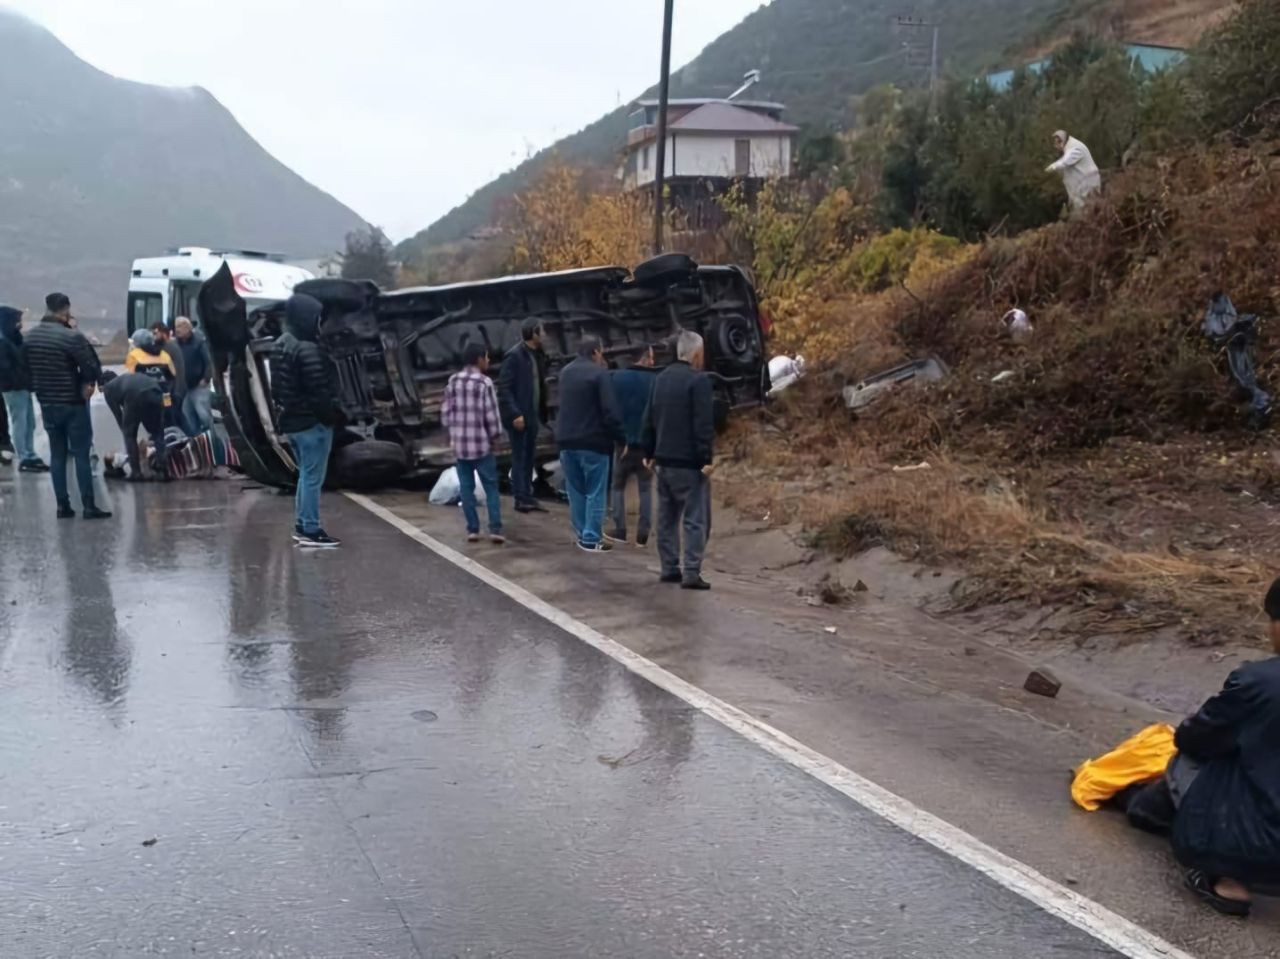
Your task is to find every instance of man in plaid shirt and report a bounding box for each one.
[441,343,505,543]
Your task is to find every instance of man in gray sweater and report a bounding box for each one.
[642,330,715,590]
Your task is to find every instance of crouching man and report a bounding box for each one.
[102,371,168,480]
[1170,577,1280,916]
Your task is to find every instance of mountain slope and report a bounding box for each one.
[398,0,1072,261]
[0,11,366,327]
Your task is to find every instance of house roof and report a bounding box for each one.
[668,102,799,135]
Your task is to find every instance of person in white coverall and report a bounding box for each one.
[1046,130,1101,212]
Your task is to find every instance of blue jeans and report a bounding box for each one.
[2,390,37,463]
[456,454,503,534]
[287,424,334,535]
[42,402,94,508]
[182,385,214,435]
[559,449,610,546]
[507,421,539,505]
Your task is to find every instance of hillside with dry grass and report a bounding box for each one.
[718,141,1280,646]
[1032,0,1234,52]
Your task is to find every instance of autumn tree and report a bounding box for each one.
[341,226,397,287]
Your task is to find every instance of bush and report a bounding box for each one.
[1188,0,1280,137]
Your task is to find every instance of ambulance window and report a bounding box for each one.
[128,292,162,334]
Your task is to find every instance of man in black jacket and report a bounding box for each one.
[23,293,109,519]
[0,305,49,472]
[103,371,168,480]
[554,336,624,552]
[270,293,343,548]
[497,318,549,513]
[1170,577,1280,916]
[642,330,715,590]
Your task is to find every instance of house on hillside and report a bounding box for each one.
[985,42,1186,91]
[621,98,798,225]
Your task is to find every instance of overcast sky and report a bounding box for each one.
[5,0,767,240]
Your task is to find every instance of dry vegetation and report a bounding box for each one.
[717,143,1280,642]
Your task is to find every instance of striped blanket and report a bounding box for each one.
[155,428,241,479]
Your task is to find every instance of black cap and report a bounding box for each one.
[45,292,70,313]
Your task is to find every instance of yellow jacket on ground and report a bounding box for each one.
[1071,723,1176,811]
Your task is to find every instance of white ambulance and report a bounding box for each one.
[126,247,314,334]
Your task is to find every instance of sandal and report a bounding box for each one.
[1185,870,1251,917]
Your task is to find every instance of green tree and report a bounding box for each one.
[1187,0,1280,137]
[341,226,397,287]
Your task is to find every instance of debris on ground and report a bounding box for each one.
[1203,292,1273,430]
[842,357,948,412]
[141,837,158,847]
[1024,667,1062,698]
[1000,308,1033,342]
[768,355,807,395]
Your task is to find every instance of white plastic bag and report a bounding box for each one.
[429,468,461,505]
[429,466,487,506]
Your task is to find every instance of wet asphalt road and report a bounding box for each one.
[0,472,1126,958]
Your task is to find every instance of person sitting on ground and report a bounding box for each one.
[441,343,505,545]
[554,335,625,553]
[1164,576,1280,917]
[642,330,715,590]
[606,345,656,547]
[102,370,168,481]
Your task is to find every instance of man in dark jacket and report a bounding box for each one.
[642,330,714,590]
[175,316,214,434]
[1171,576,1280,916]
[22,293,110,519]
[606,346,655,546]
[0,305,49,472]
[269,293,343,548]
[497,317,549,513]
[554,336,624,552]
[151,321,186,427]
[102,371,168,480]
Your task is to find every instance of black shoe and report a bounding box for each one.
[56,505,76,520]
[681,575,711,591]
[19,459,50,473]
[635,533,650,548]
[659,571,682,584]
[298,530,341,549]
[82,506,113,520]
[576,540,613,553]
[523,501,549,513]
[1185,870,1251,917]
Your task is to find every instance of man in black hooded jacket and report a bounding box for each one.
[269,293,344,548]
[1169,576,1280,917]
[0,305,49,472]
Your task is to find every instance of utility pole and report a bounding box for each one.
[653,0,675,255]
[894,15,941,111]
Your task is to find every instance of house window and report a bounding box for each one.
[643,145,652,171]
[735,139,751,176]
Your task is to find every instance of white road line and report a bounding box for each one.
[346,492,1196,959]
